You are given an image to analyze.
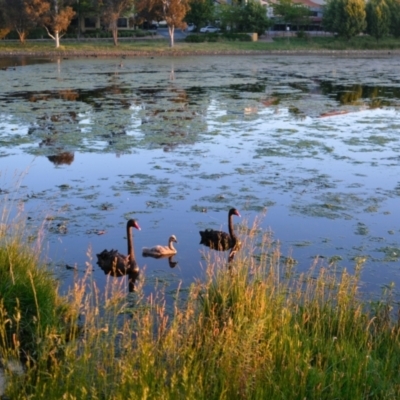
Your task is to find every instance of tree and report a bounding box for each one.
[161,0,190,47]
[185,0,214,31]
[71,0,96,38]
[217,3,241,32]
[322,0,366,39]
[135,0,190,47]
[322,0,339,33]
[334,0,366,40]
[135,0,163,28]
[0,1,12,39]
[386,0,400,37]
[217,1,270,35]
[97,0,135,46]
[273,0,310,31]
[238,1,271,36]
[366,0,391,41]
[26,0,75,47]
[0,0,48,43]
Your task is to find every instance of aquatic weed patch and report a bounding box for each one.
[376,246,400,262]
[292,192,385,220]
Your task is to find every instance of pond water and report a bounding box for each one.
[1,54,400,300]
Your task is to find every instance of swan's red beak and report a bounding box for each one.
[134,222,141,230]
[235,210,241,217]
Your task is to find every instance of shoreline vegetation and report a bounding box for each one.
[1,211,400,398]
[1,35,400,57]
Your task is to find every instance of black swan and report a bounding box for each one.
[142,235,178,257]
[199,208,241,258]
[96,219,141,290]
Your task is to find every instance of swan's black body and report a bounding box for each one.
[199,208,241,258]
[96,219,141,291]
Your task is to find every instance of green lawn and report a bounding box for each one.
[1,35,400,56]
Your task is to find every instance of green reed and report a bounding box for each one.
[2,215,400,399]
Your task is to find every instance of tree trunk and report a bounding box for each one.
[168,25,175,47]
[111,20,118,46]
[17,30,26,44]
[55,31,60,48]
[112,28,118,46]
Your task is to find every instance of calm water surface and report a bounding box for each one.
[1,54,400,299]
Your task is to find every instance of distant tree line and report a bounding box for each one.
[323,0,400,40]
[0,0,270,47]
[0,0,399,49]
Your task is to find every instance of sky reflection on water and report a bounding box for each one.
[1,54,400,300]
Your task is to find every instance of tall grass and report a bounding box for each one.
[0,196,73,355]
[0,188,77,398]
[2,216,400,398]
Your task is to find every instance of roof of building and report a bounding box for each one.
[292,0,323,7]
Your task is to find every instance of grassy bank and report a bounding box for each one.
[1,216,400,398]
[0,211,75,370]
[1,35,400,57]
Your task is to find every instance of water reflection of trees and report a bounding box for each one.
[20,80,209,156]
[133,84,208,151]
[78,85,132,111]
[47,152,74,165]
[26,107,78,165]
[24,84,132,159]
[19,77,400,161]
[11,62,287,155]
[28,90,80,103]
[73,65,208,151]
[320,82,398,107]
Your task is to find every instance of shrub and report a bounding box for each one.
[134,31,148,37]
[221,32,252,41]
[28,28,46,39]
[296,30,309,39]
[186,32,253,42]
[207,33,219,42]
[185,34,206,42]
[4,31,19,40]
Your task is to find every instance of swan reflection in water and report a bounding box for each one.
[97,268,139,292]
[142,253,178,269]
[96,219,141,292]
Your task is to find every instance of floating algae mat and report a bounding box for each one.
[0,54,400,299]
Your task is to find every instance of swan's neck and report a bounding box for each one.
[228,213,236,239]
[168,240,176,251]
[127,224,134,263]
